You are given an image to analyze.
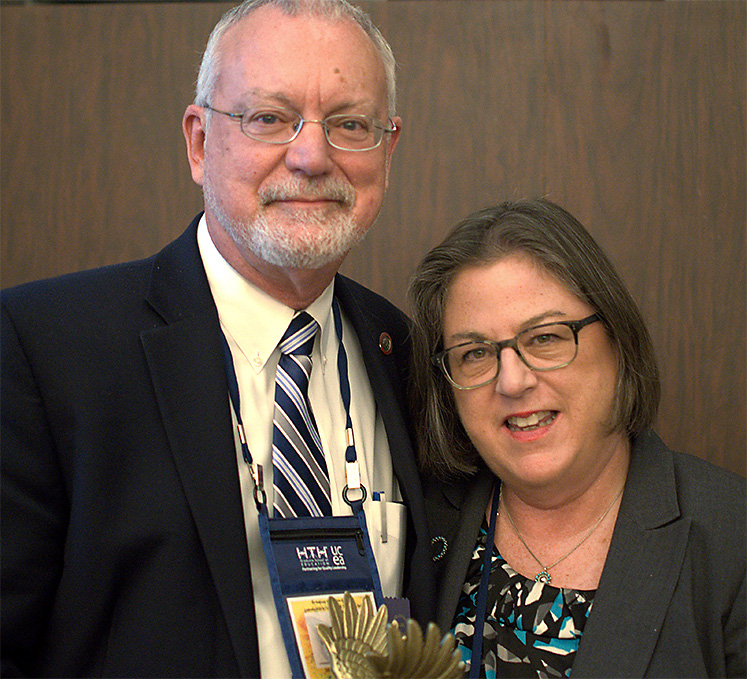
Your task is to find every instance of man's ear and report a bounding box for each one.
[183,104,207,186]
[384,116,402,189]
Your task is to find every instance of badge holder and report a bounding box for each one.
[257,487,383,678]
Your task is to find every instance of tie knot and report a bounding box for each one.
[279,312,319,357]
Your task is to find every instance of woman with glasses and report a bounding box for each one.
[409,199,745,678]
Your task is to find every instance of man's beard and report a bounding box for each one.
[204,174,365,269]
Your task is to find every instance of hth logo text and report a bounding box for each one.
[296,545,346,572]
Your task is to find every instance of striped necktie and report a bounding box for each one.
[272,312,332,518]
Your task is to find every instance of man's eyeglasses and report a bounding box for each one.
[432,314,601,390]
[203,104,397,152]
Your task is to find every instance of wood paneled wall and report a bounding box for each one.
[2,1,744,476]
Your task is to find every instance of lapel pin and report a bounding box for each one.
[379,332,393,355]
[431,535,448,561]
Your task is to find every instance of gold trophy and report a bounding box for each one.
[316,592,465,679]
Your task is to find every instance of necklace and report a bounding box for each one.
[499,484,624,585]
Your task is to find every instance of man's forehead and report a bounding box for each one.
[221,5,376,59]
[215,9,387,107]
[229,87,377,111]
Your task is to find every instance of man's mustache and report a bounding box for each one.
[259,179,355,208]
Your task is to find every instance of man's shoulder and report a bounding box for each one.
[334,274,409,329]
[2,256,154,312]
[2,218,201,317]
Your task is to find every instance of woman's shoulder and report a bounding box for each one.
[670,448,745,495]
[672,448,745,537]
[633,430,745,541]
[658,435,743,502]
[634,430,744,491]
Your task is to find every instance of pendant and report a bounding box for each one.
[535,569,552,584]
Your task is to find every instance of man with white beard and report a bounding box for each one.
[1,1,437,676]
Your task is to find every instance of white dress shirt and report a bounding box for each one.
[197,217,406,678]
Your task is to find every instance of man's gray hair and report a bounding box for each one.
[194,0,397,117]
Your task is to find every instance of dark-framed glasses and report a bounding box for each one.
[432,314,601,390]
[203,104,397,152]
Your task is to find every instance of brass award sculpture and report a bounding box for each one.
[316,592,466,679]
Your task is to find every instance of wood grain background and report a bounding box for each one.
[2,1,744,476]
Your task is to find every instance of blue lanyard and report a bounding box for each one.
[469,480,501,679]
[219,296,365,511]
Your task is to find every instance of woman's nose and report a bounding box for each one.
[493,347,537,398]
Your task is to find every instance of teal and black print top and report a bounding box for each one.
[452,521,595,678]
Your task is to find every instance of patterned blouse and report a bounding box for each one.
[452,522,595,678]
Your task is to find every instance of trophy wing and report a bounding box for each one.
[317,592,465,679]
[317,593,388,679]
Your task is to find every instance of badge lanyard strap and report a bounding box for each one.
[219,297,365,511]
[219,330,267,504]
[469,480,501,679]
[329,299,383,608]
[331,297,366,511]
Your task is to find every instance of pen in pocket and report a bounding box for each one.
[372,491,387,543]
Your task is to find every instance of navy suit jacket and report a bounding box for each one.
[424,431,745,677]
[1,215,436,677]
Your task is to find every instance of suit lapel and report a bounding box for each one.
[428,473,494,631]
[140,220,258,676]
[572,432,691,677]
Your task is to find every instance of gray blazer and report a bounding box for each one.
[424,430,746,677]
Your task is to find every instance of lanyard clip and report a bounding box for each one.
[344,428,361,492]
[251,463,267,508]
[343,460,367,507]
[345,460,361,490]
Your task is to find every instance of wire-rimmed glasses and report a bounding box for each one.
[203,104,397,151]
[432,314,601,390]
